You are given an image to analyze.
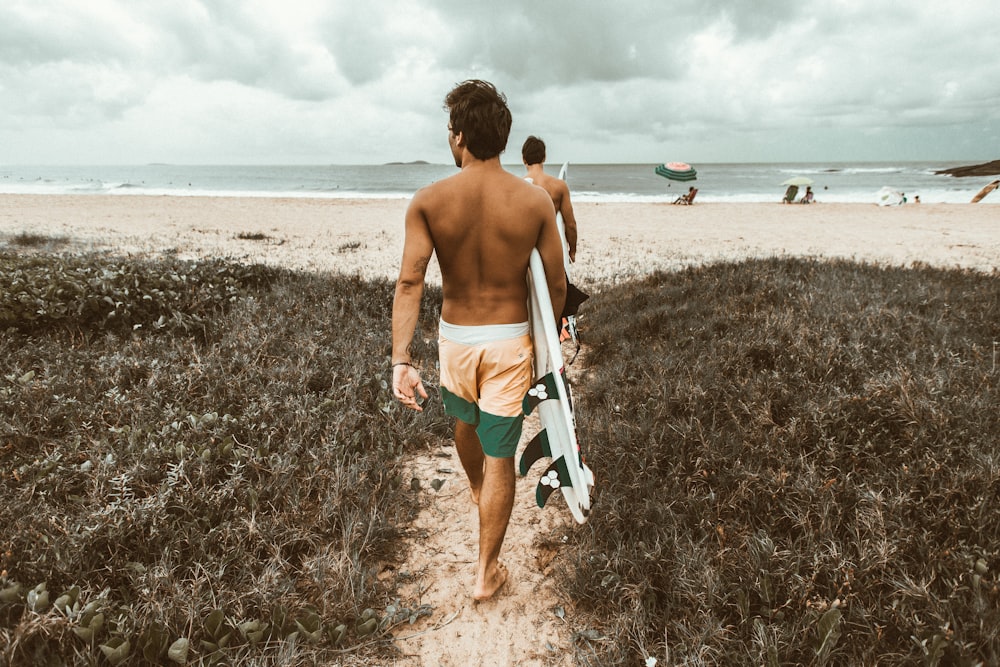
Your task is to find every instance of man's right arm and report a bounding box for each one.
[391,193,434,411]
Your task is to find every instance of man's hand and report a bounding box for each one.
[393,364,428,411]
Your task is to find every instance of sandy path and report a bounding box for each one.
[3,194,997,665]
[388,408,580,666]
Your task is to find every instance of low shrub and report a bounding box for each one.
[236,232,271,241]
[4,232,70,250]
[1,251,282,338]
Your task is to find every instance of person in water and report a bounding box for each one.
[391,80,566,601]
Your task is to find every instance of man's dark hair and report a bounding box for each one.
[444,80,511,160]
[521,136,546,166]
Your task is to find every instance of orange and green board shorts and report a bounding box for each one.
[438,322,533,458]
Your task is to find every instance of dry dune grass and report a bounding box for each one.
[0,196,1000,665]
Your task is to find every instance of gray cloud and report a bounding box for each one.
[0,5,138,65]
[1,0,997,164]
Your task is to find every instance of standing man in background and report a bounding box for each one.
[522,136,578,263]
[391,81,566,601]
[523,135,588,350]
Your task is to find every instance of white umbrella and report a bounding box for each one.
[877,186,903,206]
[781,176,814,186]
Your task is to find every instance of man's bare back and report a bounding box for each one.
[404,161,563,326]
[526,170,568,212]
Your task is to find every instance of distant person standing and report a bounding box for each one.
[522,136,578,262]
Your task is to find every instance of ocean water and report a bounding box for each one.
[1,161,996,204]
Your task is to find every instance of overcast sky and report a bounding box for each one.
[2,0,998,165]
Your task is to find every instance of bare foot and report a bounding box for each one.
[473,562,508,601]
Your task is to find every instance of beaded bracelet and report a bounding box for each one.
[392,362,413,369]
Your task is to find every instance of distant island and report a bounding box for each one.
[384,160,430,166]
[934,160,1000,177]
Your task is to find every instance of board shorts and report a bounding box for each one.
[438,319,533,459]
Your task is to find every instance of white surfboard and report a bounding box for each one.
[554,161,584,351]
[556,162,572,275]
[520,248,594,524]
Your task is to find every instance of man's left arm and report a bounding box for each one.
[536,197,567,323]
[558,181,578,262]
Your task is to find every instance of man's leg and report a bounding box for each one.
[454,419,485,504]
[474,454,515,601]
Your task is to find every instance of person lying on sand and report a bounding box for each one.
[391,80,566,601]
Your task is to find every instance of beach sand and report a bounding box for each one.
[3,194,998,666]
[3,195,998,285]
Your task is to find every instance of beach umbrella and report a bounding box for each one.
[781,176,814,186]
[655,162,697,182]
[876,186,903,206]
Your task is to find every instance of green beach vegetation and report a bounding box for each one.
[2,247,998,665]
[1,249,446,665]
[567,258,999,665]
[8,232,70,251]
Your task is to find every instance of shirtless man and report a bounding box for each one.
[522,135,578,262]
[391,80,566,601]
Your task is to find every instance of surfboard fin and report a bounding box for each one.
[522,372,561,416]
[518,429,552,476]
[535,457,573,508]
[562,316,583,364]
